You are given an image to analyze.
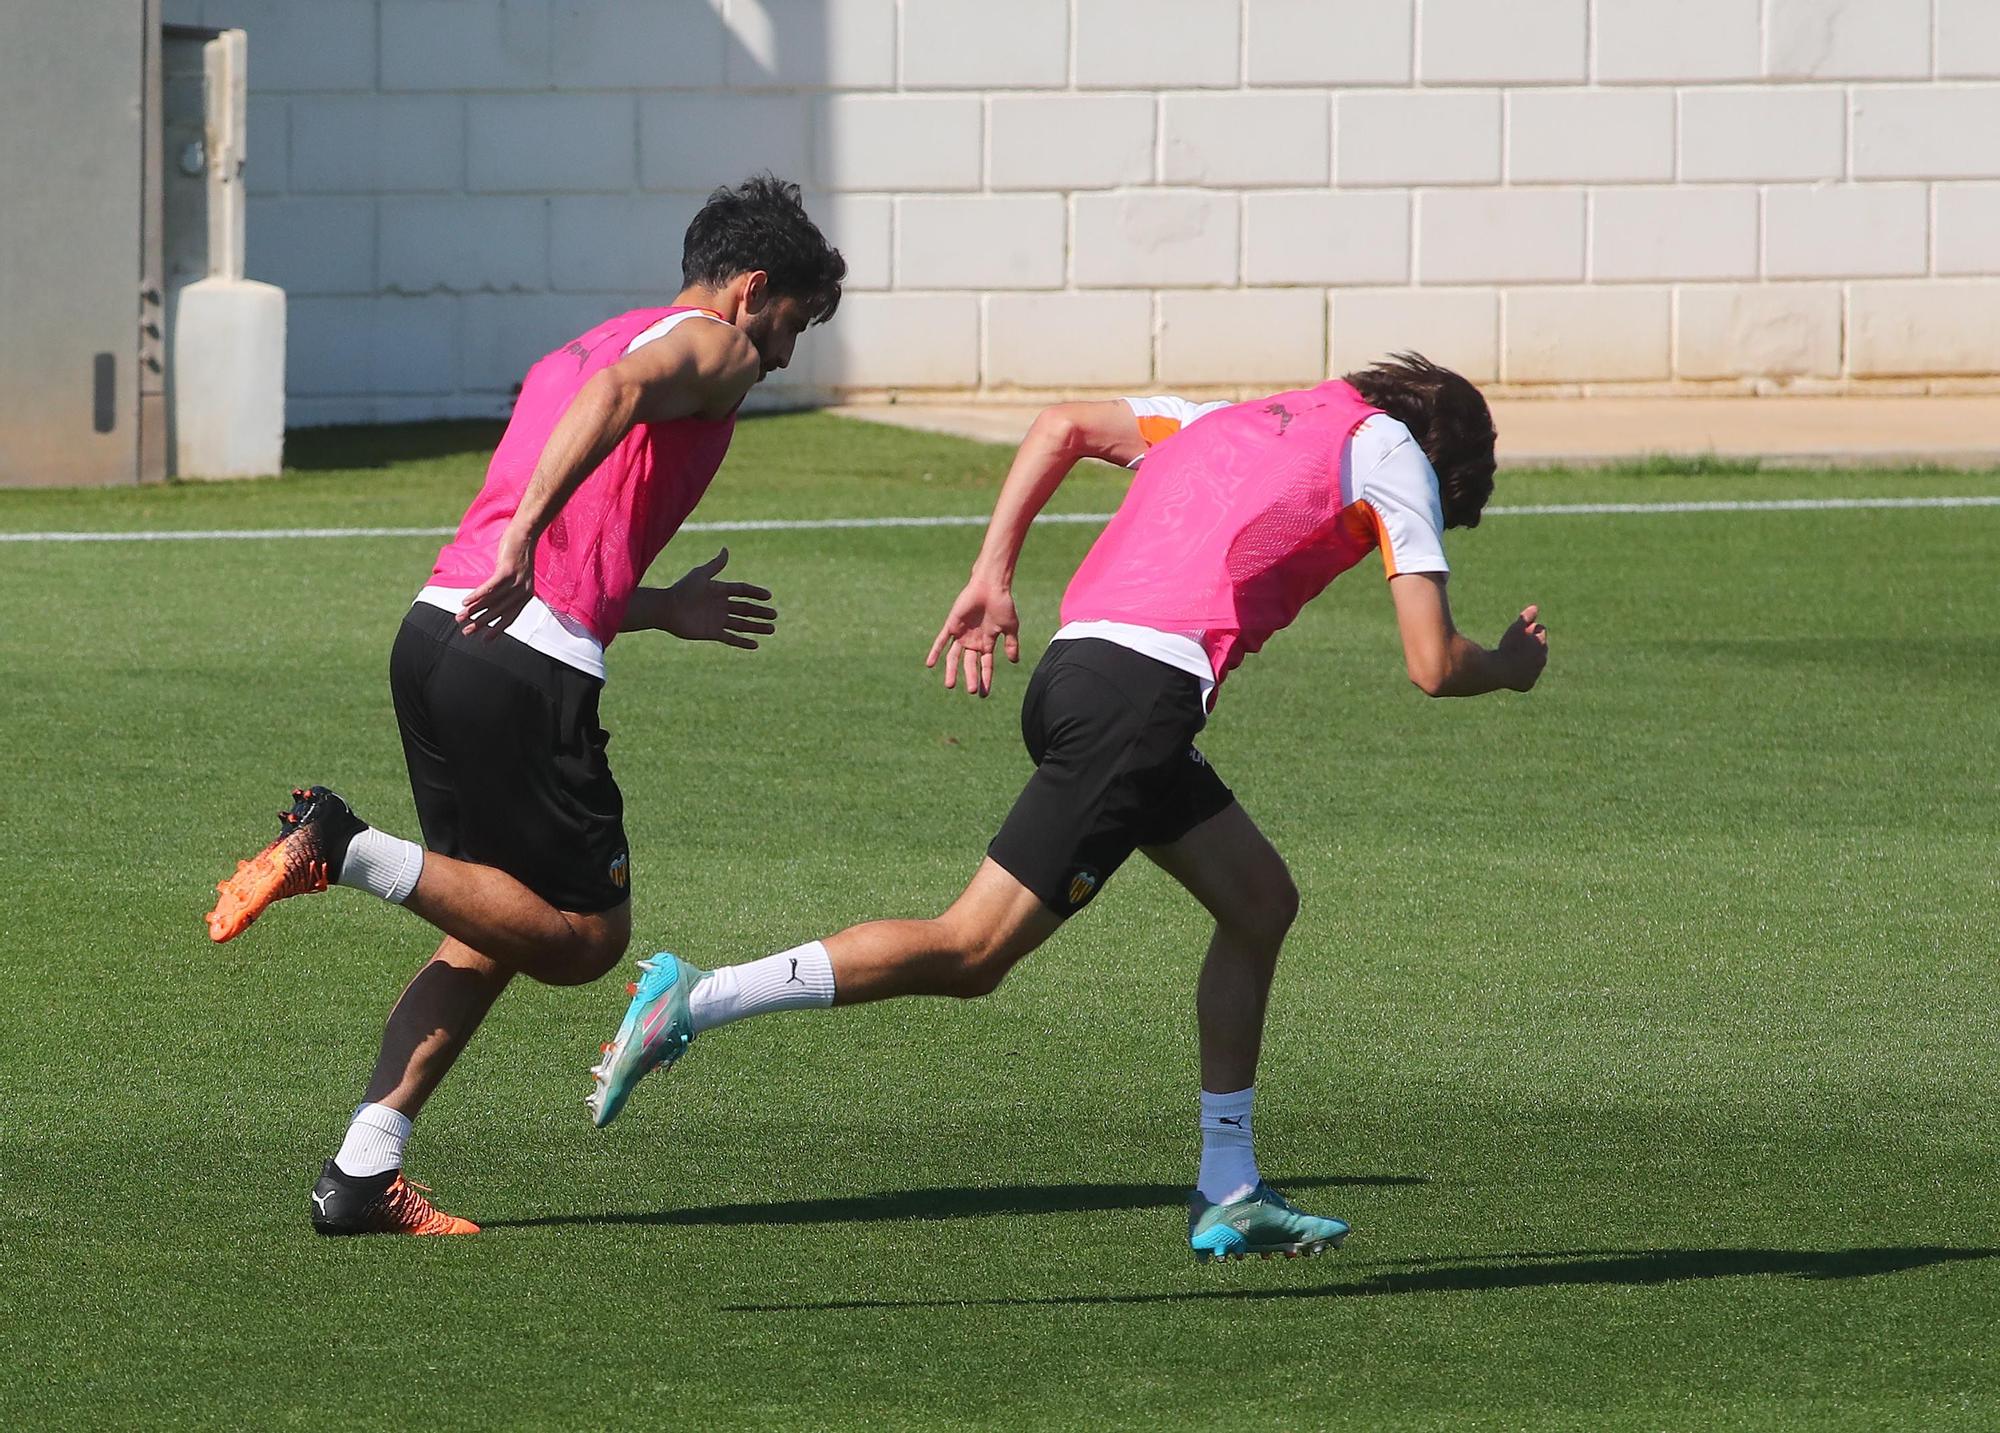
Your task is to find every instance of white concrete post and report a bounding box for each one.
[171,27,285,478]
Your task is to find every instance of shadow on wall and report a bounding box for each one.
[725,0,855,408]
[226,0,853,423]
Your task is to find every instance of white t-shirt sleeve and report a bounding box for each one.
[1352,415,1450,578]
[1121,395,1233,468]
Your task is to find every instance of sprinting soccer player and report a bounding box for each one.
[590,353,1550,1261]
[203,176,844,1236]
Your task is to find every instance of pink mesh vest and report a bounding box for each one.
[430,306,738,646]
[1060,380,1386,687]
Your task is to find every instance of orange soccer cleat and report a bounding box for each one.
[205,785,364,943]
[309,1160,480,1237]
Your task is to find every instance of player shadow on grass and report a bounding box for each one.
[480,1174,1427,1231]
[724,1245,2000,1314]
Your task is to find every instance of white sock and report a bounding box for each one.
[688,940,836,1033]
[337,827,423,904]
[1197,1086,1260,1205]
[334,1102,412,1178]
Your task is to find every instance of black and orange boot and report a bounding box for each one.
[309,1160,480,1237]
[205,785,365,943]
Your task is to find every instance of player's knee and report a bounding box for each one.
[932,916,1016,998]
[1228,869,1299,947]
[535,913,629,986]
[576,928,630,983]
[949,948,1017,999]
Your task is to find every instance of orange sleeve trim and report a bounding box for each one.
[1355,499,1398,578]
[1135,415,1183,447]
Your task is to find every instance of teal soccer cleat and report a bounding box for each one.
[587,953,707,1128]
[1188,1182,1350,1262]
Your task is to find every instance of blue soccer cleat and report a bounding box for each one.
[587,952,707,1128]
[1188,1182,1350,1262]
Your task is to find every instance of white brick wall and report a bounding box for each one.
[1074,1,1240,90]
[466,94,636,193]
[1244,192,1411,286]
[1934,184,2000,275]
[234,0,2000,419]
[381,197,549,293]
[1849,281,2000,376]
[1159,289,1325,386]
[1162,94,1330,187]
[551,1,727,89]
[1508,90,1674,183]
[247,199,377,296]
[1419,0,1588,86]
[1073,192,1239,287]
[379,1,549,92]
[1677,285,1844,379]
[1505,287,1672,383]
[1937,0,2000,79]
[640,95,811,191]
[1246,1,1412,87]
[897,196,1066,289]
[725,0,895,88]
[291,96,463,194]
[205,0,378,92]
[1337,91,1501,188]
[1765,0,1929,80]
[1419,190,1586,285]
[549,195,701,292]
[901,0,1068,90]
[825,294,981,387]
[814,95,980,190]
[986,292,1152,388]
[1590,188,1760,283]
[1330,288,1499,382]
[1764,184,1929,279]
[1678,89,1847,182]
[1852,87,2000,179]
[989,96,1154,190]
[1593,0,1761,84]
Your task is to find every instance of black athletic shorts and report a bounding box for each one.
[389,603,631,914]
[988,637,1234,918]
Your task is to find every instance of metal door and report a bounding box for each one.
[0,0,164,487]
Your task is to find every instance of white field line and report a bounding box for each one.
[2,494,1998,544]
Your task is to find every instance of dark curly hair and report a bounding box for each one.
[682,174,846,325]
[1343,352,1497,528]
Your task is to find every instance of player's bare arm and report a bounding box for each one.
[458,320,761,636]
[620,546,777,650]
[928,400,1146,697]
[1389,571,1549,697]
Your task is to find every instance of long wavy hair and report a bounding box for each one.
[1343,352,1497,528]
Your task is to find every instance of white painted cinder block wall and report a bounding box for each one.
[167,0,2000,423]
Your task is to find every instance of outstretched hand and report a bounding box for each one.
[926,577,1020,698]
[661,548,777,649]
[1497,603,1550,691]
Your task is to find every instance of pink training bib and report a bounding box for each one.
[1060,380,1387,688]
[430,306,737,646]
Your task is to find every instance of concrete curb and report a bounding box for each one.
[831,396,2000,469]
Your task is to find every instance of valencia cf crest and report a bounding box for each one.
[608,851,630,889]
[1066,868,1099,907]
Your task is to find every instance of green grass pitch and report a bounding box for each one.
[2,416,1997,1430]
